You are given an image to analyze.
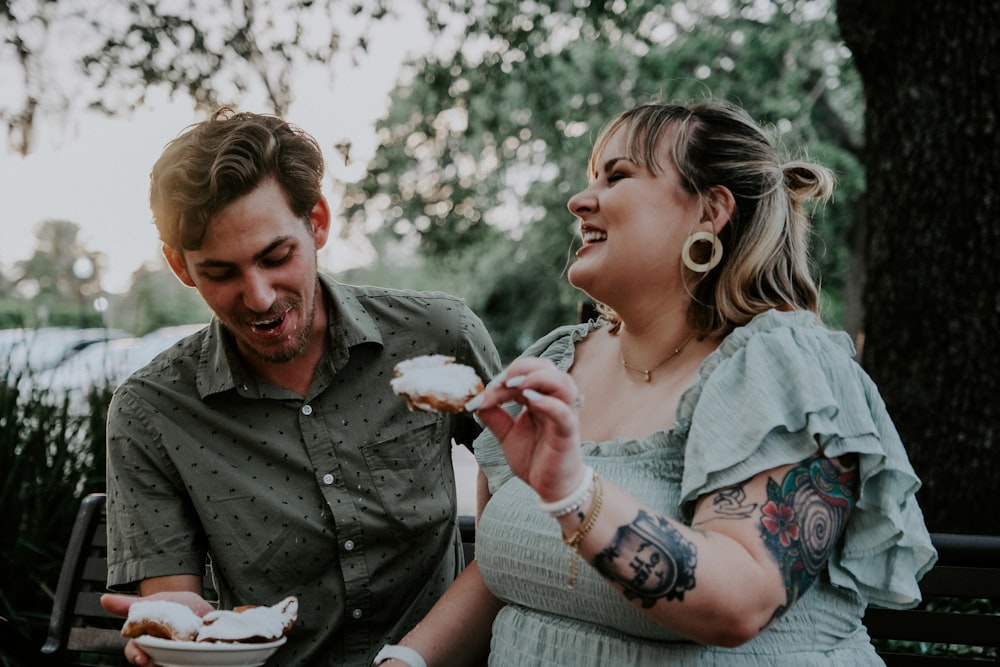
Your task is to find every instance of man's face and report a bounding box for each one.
[165,178,330,365]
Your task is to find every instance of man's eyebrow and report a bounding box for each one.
[194,237,293,269]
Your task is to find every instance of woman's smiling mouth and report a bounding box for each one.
[581,227,607,244]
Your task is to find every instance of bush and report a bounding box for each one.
[0,366,111,647]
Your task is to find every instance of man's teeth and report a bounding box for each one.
[582,229,607,243]
[252,315,283,330]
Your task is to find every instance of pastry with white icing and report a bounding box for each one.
[197,596,298,643]
[120,595,298,644]
[120,599,203,641]
[390,354,484,412]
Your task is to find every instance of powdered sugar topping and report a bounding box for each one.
[197,596,298,642]
[390,355,483,409]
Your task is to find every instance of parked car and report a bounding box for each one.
[27,323,207,411]
[0,327,130,376]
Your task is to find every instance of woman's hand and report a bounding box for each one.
[468,358,587,502]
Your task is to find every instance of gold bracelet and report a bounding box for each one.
[561,474,604,589]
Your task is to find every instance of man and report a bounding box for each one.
[100,109,501,666]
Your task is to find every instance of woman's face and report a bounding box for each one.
[566,127,703,308]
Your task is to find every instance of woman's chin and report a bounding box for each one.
[567,266,597,298]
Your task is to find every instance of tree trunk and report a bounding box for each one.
[837,0,1000,534]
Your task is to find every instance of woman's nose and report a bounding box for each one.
[567,186,596,217]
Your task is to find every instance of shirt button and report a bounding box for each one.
[322,473,335,485]
[351,608,363,619]
[301,404,313,416]
[344,539,355,551]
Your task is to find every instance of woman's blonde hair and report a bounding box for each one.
[587,100,834,337]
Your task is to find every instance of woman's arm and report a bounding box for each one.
[567,453,858,645]
[379,562,503,667]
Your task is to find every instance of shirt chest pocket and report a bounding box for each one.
[360,418,456,538]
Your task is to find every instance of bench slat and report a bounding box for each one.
[865,608,1000,646]
[81,555,108,583]
[73,591,123,621]
[880,652,999,667]
[918,566,1000,598]
[67,626,128,654]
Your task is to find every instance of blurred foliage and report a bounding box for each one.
[343,0,864,360]
[103,261,212,336]
[0,365,111,645]
[2,220,106,328]
[0,0,402,154]
[0,222,210,335]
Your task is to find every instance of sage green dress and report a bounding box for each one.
[475,310,936,666]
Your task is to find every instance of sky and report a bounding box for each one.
[1,4,440,295]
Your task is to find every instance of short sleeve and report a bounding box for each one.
[678,310,937,609]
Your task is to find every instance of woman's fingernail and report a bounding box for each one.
[522,388,543,401]
[486,370,508,389]
[505,375,527,388]
[465,394,485,411]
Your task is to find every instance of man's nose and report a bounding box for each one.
[242,270,276,312]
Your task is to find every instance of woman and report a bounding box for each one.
[373,100,936,666]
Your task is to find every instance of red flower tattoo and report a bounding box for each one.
[761,500,800,547]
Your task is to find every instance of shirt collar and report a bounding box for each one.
[195,273,385,397]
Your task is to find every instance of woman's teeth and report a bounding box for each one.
[581,229,607,243]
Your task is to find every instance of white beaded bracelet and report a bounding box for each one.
[536,466,595,517]
[373,644,428,667]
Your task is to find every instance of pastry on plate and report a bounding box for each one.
[120,595,298,644]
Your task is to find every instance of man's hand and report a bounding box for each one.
[100,591,215,666]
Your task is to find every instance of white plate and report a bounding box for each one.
[133,635,286,667]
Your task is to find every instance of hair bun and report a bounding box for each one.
[782,161,835,203]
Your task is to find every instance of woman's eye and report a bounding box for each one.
[607,171,626,183]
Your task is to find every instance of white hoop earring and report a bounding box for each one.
[682,231,723,273]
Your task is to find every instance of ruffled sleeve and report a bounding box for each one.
[678,310,937,609]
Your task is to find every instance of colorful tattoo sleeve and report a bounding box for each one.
[758,455,858,622]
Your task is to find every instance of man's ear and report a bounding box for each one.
[700,185,736,234]
[163,244,196,287]
[310,196,332,250]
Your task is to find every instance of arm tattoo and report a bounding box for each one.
[593,510,698,608]
[760,455,858,623]
[706,484,758,520]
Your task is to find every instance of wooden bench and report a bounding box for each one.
[0,493,127,666]
[5,494,998,665]
[863,532,1000,664]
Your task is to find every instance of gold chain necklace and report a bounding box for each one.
[621,334,695,382]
